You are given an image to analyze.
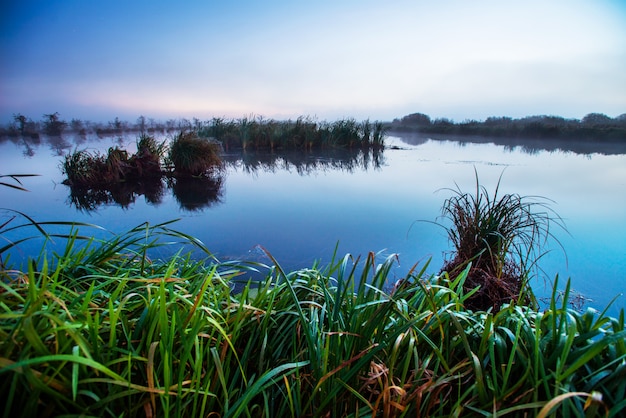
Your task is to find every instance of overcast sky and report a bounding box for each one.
[1,0,625,123]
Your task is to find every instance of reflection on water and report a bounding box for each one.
[66,177,168,211]
[3,127,625,160]
[389,130,626,156]
[169,176,224,212]
[47,135,72,156]
[223,148,385,175]
[0,131,136,159]
[61,148,381,212]
[65,175,227,213]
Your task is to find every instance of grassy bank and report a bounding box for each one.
[1,221,625,417]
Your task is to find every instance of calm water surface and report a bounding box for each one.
[1,133,625,316]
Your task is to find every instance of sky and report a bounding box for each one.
[1,0,625,124]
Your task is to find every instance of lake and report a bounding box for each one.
[1,131,625,317]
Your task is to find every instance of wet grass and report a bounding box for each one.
[438,170,567,312]
[0,222,624,417]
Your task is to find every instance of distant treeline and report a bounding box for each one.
[1,113,210,138]
[387,112,626,141]
[4,111,625,147]
[1,113,386,151]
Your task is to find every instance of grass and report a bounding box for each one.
[0,174,40,192]
[133,133,166,178]
[61,134,167,187]
[199,116,386,151]
[61,116,386,191]
[438,170,566,312]
[61,133,223,211]
[61,134,169,211]
[167,131,222,177]
[1,174,624,417]
[0,222,624,417]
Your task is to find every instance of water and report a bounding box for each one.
[1,132,625,316]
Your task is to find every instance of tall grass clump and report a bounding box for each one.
[61,137,168,211]
[167,131,222,177]
[62,134,166,187]
[61,133,226,211]
[438,170,566,312]
[61,149,108,186]
[132,133,166,177]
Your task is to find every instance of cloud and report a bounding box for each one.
[1,0,625,121]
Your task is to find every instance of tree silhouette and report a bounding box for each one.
[13,114,27,136]
[43,112,67,136]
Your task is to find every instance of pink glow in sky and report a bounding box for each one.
[1,0,625,122]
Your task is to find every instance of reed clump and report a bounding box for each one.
[1,221,624,417]
[60,134,227,212]
[167,131,222,177]
[61,132,224,185]
[199,116,386,151]
[62,134,166,187]
[438,171,566,312]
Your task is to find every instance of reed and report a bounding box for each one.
[61,149,107,186]
[198,116,387,151]
[1,222,624,417]
[61,144,158,187]
[1,176,623,416]
[167,131,222,177]
[62,132,222,188]
[438,170,566,312]
[0,174,40,192]
[131,133,166,177]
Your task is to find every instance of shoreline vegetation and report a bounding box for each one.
[386,112,626,156]
[1,113,386,151]
[3,114,390,212]
[58,116,386,183]
[61,132,225,212]
[61,146,383,213]
[1,224,625,416]
[1,173,625,416]
[387,112,626,141]
[2,111,626,158]
[3,110,625,149]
